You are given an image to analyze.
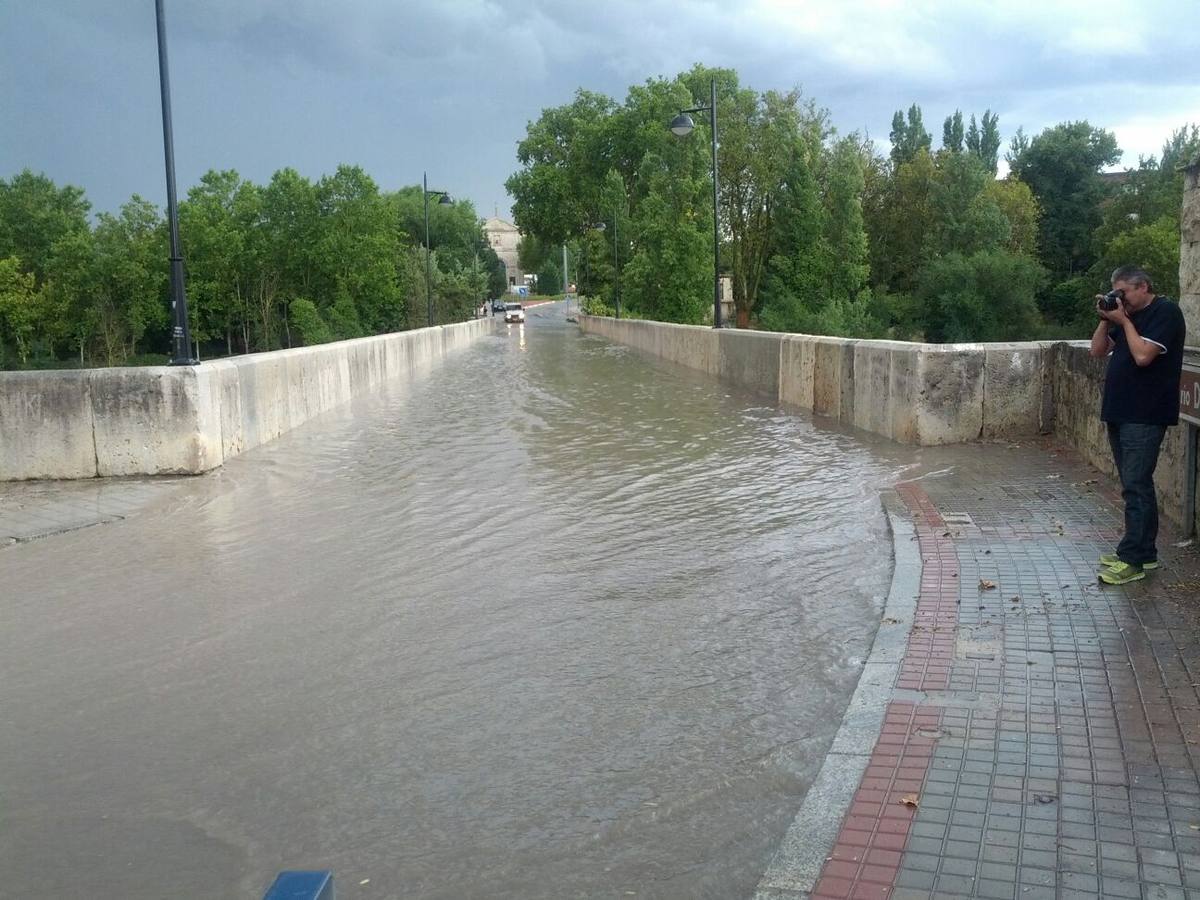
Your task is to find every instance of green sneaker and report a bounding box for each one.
[1099,561,1145,585]
[1099,553,1157,570]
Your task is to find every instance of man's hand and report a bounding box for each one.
[1096,295,1129,324]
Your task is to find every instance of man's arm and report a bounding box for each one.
[1089,318,1113,358]
[1116,317,1164,367]
[1096,298,1164,367]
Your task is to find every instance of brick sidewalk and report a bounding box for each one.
[766,441,1200,900]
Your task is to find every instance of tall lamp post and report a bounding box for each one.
[423,172,453,328]
[591,217,620,319]
[154,0,195,364]
[670,74,722,329]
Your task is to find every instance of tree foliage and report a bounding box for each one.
[1006,120,1121,280]
[0,166,489,368]
[889,104,932,166]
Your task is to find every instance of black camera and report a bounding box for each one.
[1099,289,1124,311]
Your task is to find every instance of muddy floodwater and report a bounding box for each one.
[0,303,916,898]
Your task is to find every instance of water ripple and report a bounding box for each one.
[0,305,917,900]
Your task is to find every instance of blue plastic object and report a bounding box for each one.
[263,870,334,900]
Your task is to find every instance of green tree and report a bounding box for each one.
[1007,120,1121,280]
[90,197,168,364]
[965,111,1002,174]
[914,249,1044,342]
[535,259,562,295]
[0,256,46,365]
[0,170,91,286]
[180,169,250,355]
[942,111,964,153]
[482,246,508,299]
[680,65,828,326]
[506,89,618,244]
[822,137,875,335]
[889,104,932,166]
[866,148,936,294]
[517,233,555,275]
[313,166,404,336]
[758,136,829,332]
[1093,216,1181,299]
[925,151,1009,257]
[288,297,333,346]
[1092,125,1199,252]
[325,284,364,339]
[621,155,710,323]
[982,178,1040,257]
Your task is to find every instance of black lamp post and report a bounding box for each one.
[154,0,195,364]
[423,172,453,328]
[670,74,722,329]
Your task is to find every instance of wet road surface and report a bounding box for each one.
[0,303,915,898]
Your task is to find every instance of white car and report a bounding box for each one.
[504,303,525,323]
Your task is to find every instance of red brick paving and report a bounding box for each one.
[809,703,943,899]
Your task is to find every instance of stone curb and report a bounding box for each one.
[753,493,921,899]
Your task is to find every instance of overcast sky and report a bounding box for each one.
[3,0,1198,221]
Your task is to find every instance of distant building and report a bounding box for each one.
[483,217,523,288]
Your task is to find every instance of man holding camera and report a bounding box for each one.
[1088,265,1187,584]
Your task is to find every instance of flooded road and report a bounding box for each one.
[0,303,914,899]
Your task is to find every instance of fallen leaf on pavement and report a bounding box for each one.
[898,795,919,809]
[979,580,997,590]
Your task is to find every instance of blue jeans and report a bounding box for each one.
[1106,422,1167,566]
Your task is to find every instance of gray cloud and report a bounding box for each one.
[3,0,1197,220]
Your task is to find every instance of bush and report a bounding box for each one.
[579,295,614,317]
[289,297,333,346]
[915,249,1044,342]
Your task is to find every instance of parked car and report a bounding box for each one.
[504,303,525,324]
[491,298,507,314]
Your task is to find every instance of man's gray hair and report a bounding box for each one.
[1111,265,1154,290]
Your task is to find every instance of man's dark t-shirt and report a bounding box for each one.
[1102,296,1187,425]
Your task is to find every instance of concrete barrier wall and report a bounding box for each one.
[1049,342,1199,536]
[0,318,496,480]
[579,315,1200,531]
[578,316,1052,445]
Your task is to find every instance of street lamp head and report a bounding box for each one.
[669,113,695,137]
[438,193,453,205]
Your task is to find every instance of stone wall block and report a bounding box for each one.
[90,367,221,476]
[982,344,1048,438]
[853,342,905,440]
[203,360,243,459]
[779,336,816,411]
[0,371,97,479]
[914,348,985,444]
[811,339,855,421]
[718,329,783,398]
[888,346,919,444]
